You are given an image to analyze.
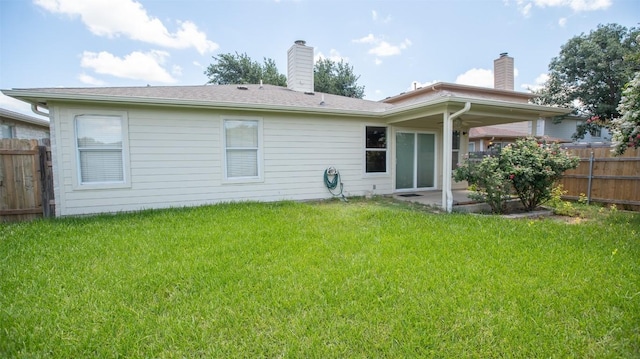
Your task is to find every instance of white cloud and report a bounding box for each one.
[78,73,106,85]
[522,3,533,16]
[355,34,412,57]
[371,9,392,23]
[353,33,377,44]
[408,80,439,91]
[533,0,612,11]
[315,49,348,63]
[34,0,218,54]
[558,17,567,26]
[171,65,183,76]
[521,72,549,91]
[80,50,176,83]
[374,58,383,65]
[455,68,494,88]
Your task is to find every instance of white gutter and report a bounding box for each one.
[442,102,471,212]
[31,103,49,117]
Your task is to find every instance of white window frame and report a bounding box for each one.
[364,125,389,176]
[72,111,130,190]
[222,117,263,183]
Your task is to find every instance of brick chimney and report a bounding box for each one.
[287,40,314,93]
[494,52,514,90]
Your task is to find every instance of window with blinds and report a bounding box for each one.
[224,119,260,179]
[75,115,124,184]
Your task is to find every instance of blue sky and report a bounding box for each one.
[1,0,638,119]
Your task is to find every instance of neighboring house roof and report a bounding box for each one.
[2,82,571,124]
[383,82,536,106]
[0,107,49,128]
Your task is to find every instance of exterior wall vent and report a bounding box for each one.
[287,40,314,93]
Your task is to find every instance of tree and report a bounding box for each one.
[205,52,286,86]
[534,24,640,140]
[204,53,365,98]
[610,71,640,155]
[314,58,365,98]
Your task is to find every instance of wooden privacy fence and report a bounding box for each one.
[0,139,54,222]
[558,145,640,211]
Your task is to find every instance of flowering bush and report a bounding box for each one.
[501,139,580,211]
[453,154,512,214]
[611,71,640,155]
[454,138,580,213]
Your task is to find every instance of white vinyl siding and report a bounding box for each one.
[52,106,391,217]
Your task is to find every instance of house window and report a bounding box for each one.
[0,124,13,138]
[224,119,260,179]
[452,131,460,169]
[365,126,387,173]
[468,142,476,153]
[75,115,124,184]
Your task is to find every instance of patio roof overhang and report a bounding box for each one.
[382,97,571,212]
[382,96,571,128]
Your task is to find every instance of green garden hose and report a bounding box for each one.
[324,167,346,201]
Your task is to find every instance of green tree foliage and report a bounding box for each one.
[534,24,640,140]
[205,52,287,86]
[314,58,365,98]
[610,71,640,155]
[204,53,365,98]
[454,138,579,214]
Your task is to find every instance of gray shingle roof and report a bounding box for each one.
[9,84,394,114]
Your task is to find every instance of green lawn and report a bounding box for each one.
[1,199,639,358]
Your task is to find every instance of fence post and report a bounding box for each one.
[587,151,594,205]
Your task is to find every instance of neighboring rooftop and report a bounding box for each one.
[0,107,49,127]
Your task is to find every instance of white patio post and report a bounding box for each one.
[442,111,452,212]
[442,102,471,212]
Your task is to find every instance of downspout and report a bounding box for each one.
[443,102,471,212]
[31,103,49,117]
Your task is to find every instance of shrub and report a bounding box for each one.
[548,185,578,216]
[453,154,512,214]
[454,138,579,213]
[501,139,579,211]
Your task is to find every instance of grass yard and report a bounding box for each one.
[1,199,639,358]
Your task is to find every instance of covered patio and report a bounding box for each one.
[381,82,571,212]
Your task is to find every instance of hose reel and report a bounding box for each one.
[323,166,346,201]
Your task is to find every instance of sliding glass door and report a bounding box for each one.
[395,132,435,190]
